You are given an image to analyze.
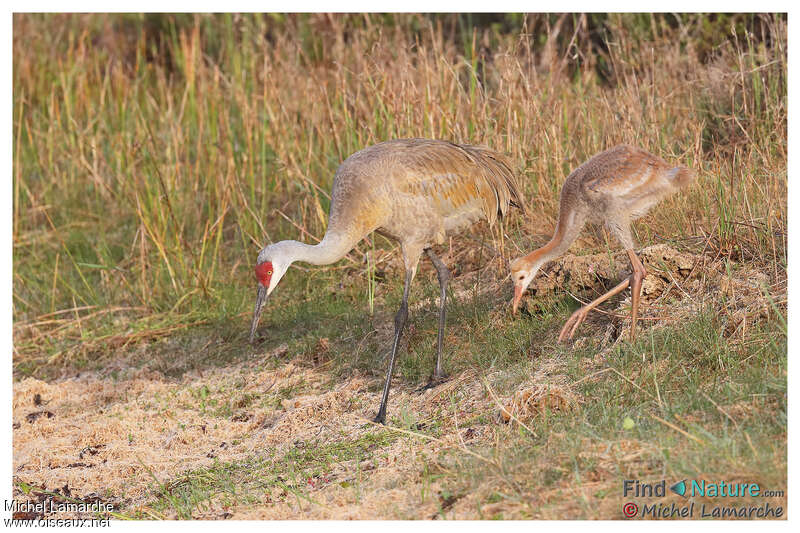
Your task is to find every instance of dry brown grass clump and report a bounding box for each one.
[499,378,581,424]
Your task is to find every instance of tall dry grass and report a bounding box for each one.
[12,13,786,371]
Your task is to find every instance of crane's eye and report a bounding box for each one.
[518,275,524,280]
[267,270,273,275]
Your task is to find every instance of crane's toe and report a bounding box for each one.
[559,308,589,343]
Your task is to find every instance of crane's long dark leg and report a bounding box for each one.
[424,248,451,386]
[373,268,414,424]
[558,249,646,343]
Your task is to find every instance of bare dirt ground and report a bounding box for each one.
[13,353,510,518]
[12,245,785,519]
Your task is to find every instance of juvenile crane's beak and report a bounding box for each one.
[512,284,524,315]
[249,285,268,343]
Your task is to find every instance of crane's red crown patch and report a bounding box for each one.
[255,261,273,287]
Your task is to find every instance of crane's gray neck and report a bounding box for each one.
[259,233,353,266]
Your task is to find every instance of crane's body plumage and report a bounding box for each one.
[251,138,524,423]
[564,144,694,247]
[322,138,522,271]
[510,144,695,341]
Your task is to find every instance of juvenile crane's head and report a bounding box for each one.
[510,252,546,315]
[249,243,293,342]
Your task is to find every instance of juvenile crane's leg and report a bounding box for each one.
[558,278,631,343]
[558,249,647,343]
[374,269,414,424]
[424,248,451,385]
[626,249,647,341]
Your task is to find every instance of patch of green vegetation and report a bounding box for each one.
[437,307,786,518]
[139,430,398,519]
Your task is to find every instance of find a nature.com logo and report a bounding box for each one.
[620,479,785,519]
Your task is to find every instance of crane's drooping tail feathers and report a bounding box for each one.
[455,143,527,224]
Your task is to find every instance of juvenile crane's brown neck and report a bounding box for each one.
[521,209,583,269]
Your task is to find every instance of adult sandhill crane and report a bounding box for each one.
[510,144,695,342]
[250,138,525,423]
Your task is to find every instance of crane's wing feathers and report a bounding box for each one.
[391,139,525,226]
[576,145,692,201]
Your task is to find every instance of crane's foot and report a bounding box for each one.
[372,410,387,425]
[628,322,638,343]
[558,308,589,343]
[417,372,450,392]
[513,302,532,318]
[628,304,641,343]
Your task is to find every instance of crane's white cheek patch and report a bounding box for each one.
[267,265,286,296]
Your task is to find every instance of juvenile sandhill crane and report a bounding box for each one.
[250,138,525,423]
[510,145,695,342]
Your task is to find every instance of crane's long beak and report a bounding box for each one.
[512,284,524,315]
[249,285,268,343]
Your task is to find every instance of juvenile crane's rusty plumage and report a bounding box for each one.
[250,138,524,423]
[510,145,695,342]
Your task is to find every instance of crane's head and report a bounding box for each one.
[510,254,544,315]
[249,243,292,342]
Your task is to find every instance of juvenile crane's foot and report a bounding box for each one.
[372,410,387,425]
[628,323,638,343]
[558,308,589,343]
